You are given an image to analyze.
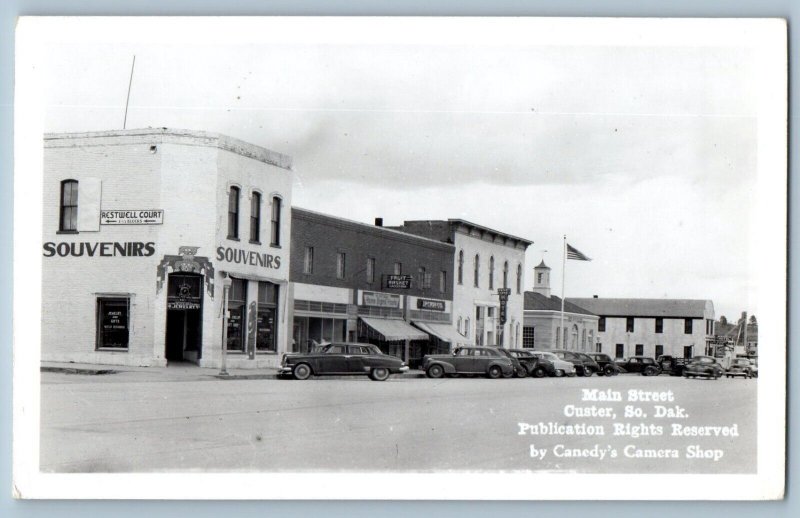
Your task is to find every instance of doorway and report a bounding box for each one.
[165,273,203,363]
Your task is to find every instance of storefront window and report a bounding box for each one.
[96,297,129,349]
[227,278,246,351]
[256,281,279,352]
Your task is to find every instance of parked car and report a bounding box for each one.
[656,355,689,376]
[541,349,598,376]
[586,353,621,376]
[683,356,725,380]
[495,348,531,378]
[279,342,409,381]
[616,356,661,376]
[528,351,576,377]
[506,349,550,378]
[422,346,515,379]
[726,358,756,379]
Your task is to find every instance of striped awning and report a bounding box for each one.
[359,317,428,341]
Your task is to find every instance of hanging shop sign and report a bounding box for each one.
[497,288,511,325]
[416,298,446,312]
[100,210,163,225]
[384,274,412,289]
[216,246,282,270]
[362,290,402,309]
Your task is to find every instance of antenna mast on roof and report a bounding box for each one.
[123,55,136,129]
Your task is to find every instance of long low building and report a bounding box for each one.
[566,297,716,359]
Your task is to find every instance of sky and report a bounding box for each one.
[37,19,763,321]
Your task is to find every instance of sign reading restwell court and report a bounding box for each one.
[100,210,164,225]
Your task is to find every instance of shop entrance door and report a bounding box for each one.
[165,273,203,363]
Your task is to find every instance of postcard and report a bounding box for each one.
[12,16,787,500]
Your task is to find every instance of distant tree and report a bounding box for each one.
[719,316,728,326]
[749,315,757,326]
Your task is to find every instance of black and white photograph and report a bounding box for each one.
[12,17,786,500]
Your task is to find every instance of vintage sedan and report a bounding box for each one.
[529,351,576,377]
[506,348,551,378]
[495,348,530,378]
[422,346,515,379]
[726,358,756,379]
[586,353,621,376]
[541,349,599,376]
[279,343,409,381]
[683,355,725,380]
[616,356,661,376]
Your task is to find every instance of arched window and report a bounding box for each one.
[489,256,495,290]
[503,261,509,289]
[59,179,79,231]
[249,191,261,243]
[473,254,480,288]
[516,263,522,293]
[457,250,464,285]
[227,186,240,239]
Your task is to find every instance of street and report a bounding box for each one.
[40,370,757,473]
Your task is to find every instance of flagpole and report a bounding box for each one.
[560,235,566,348]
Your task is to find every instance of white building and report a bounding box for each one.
[42,128,293,368]
[390,220,532,348]
[523,261,599,350]
[566,297,716,359]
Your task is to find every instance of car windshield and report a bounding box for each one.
[595,354,611,361]
[537,352,557,361]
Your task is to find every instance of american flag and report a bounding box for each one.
[567,244,591,261]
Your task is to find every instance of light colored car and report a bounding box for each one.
[530,351,576,377]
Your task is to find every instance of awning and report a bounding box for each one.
[413,321,470,344]
[359,316,428,341]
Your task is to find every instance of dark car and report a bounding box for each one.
[683,356,725,380]
[541,349,598,377]
[422,346,515,379]
[616,356,661,376]
[656,355,689,376]
[586,353,621,376]
[279,342,409,381]
[495,348,532,377]
[506,349,551,378]
[726,358,756,379]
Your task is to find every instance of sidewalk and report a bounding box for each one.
[41,361,282,381]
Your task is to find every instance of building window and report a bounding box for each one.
[457,250,463,285]
[635,344,644,356]
[626,317,634,332]
[655,345,664,358]
[596,342,602,353]
[473,254,480,287]
[522,326,535,348]
[394,262,402,275]
[537,272,543,284]
[227,186,240,239]
[366,257,375,283]
[227,278,247,351]
[59,179,79,232]
[249,192,261,243]
[503,261,509,289]
[303,246,314,274]
[615,344,624,359]
[465,317,470,338]
[336,252,346,280]
[96,297,129,349]
[256,282,279,352]
[489,256,495,290]
[655,317,663,334]
[418,267,430,289]
[598,317,606,332]
[457,316,463,334]
[516,264,522,294]
[684,318,693,334]
[439,271,447,293]
[270,196,282,246]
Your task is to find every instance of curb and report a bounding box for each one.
[41,366,118,375]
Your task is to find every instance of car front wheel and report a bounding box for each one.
[554,369,565,378]
[292,363,312,380]
[604,365,617,376]
[532,367,547,378]
[583,367,594,377]
[427,364,445,379]
[487,366,503,379]
[370,367,390,381]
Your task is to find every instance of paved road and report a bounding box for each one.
[40,371,756,473]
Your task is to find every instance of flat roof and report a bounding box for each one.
[44,127,293,171]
